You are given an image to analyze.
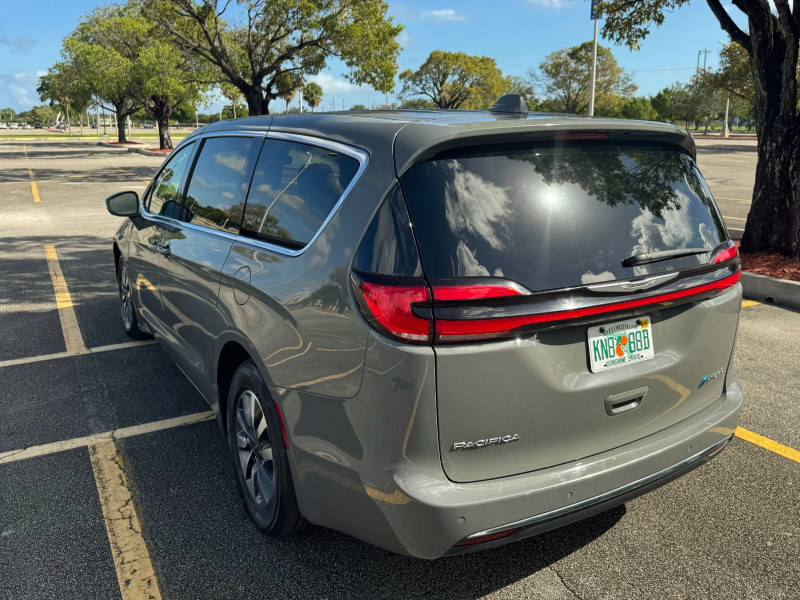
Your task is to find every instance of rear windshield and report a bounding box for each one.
[400,143,727,291]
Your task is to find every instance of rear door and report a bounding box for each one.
[399,140,741,483]
[156,134,263,402]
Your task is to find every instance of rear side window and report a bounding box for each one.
[148,142,195,218]
[182,136,259,233]
[400,143,728,292]
[241,139,360,248]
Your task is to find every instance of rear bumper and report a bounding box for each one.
[292,380,742,559]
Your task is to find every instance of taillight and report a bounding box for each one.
[432,284,526,301]
[711,240,738,264]
[354,269,740,345]
[355,278,432,342]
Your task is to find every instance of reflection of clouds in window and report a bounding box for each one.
[222,191,234,201]
[581,270,615,284]
[456,241,490,276]
[308,234,330,269]
[630,190,694,256]
[214,152,247,174]
[445,161,510,250]
[698,223,716,250]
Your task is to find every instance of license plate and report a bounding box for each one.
[587,316,654,373]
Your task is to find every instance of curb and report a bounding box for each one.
[741,272,800,310]
[129,147,172,157]
[97,141,147,149]
[728,227,744,241]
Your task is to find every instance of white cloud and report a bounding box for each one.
[444,161,510,250]
[420,9,466,21]
[524,0,568,8]
[0,35,35,52]
[308,73,369,96]
[0,71,46,111]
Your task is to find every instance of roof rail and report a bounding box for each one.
[489,94,528,115]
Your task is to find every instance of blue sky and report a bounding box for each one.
[0,0,748,114]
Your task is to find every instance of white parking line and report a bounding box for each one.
[0,339,157,369]
[0,411,215,465]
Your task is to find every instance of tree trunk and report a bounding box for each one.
[244,88,269,116]
[157,116,172,150]
[738,13,800,259]
[115,112,127,143]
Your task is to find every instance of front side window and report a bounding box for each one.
[182,136,259,233]
[148,142,195,218]
[241,139,360,248]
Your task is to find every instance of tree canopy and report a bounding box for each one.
[596,0,800,258]
[530,41,636,115]
[399,51,510,109]
[303,82,323,111]
[144,0,403,115]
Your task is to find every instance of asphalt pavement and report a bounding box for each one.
[0,139,798,600]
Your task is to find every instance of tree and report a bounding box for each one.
[620,96,659,121]
[145,0,402,116]
[598,1,800,258]
[650,86,675,122]
[529,41,636,115]
[61,3,149,142]
[303,82,323,112]
[399,51,510,109]
[37,62,92,132]
[349,104,366,110]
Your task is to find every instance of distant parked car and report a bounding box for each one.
[22,123,31,130]
[34,122,43,129]
[55,123,68,131]
[9,122,18,129]
[0,123,7,129]
[142,122,155,129]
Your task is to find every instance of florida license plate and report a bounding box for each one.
[587,316,654,373]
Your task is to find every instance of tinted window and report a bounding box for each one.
[353,186,422,277]
[400,143,728,292]
[241,139,359,248]
[148,142,194,219]
[182,136,259,233]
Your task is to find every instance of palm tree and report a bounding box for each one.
[303,82,323,112]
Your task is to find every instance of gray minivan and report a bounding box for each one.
[106,98,742,559]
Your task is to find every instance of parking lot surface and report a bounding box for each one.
[1,139,798,600]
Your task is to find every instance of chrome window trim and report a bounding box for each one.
[139,130,370,258]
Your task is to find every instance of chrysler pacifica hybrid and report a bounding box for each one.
[105,96,742,558]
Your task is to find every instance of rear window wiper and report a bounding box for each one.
[622,247,710,268]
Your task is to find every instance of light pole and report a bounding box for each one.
[588,0,601,116]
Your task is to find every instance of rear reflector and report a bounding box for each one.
[358,281,431,342]
[435,270,741,342]
[455,527,519,547]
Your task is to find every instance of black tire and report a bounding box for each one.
[227,360,307,536]
[116,256,150,340]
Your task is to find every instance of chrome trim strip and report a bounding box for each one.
[466,435,733,539]
[138,130,370,258]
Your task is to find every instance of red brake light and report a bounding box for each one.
[433,284,525,301]
[711,241,738,264]
[554,132,608,140]
[358,281,431,342]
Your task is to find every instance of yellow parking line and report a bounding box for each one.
[31,181,40,202]
[90,439,163,600]
[741,300,761,308]
[44,245,88,354]
[0,411,214,465]
[0,339,157,370]
[735,427,800,464]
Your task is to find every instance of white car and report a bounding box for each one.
[0,123,8,129]
[9,123,18,129]
[22,124,31,130]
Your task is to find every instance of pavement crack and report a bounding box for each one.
[548,565,583,600]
